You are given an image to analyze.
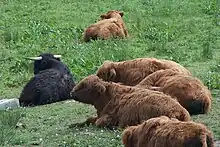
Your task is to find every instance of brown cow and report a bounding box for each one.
[70,75,190,128]
[136,69,185,88]
[96,58,191,86]
[122,116,214,147]
[83,10,129,42]
[136,69,212,115]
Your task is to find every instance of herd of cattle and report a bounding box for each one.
[18,10,215,147]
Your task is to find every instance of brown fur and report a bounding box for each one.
[83,10,129,42]
[122,116,214,147]
[136,69,182,88]
[136,69,212,115]
[70,75,190,128]
[96,58,191,86]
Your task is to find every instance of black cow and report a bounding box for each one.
[19,53,76,106]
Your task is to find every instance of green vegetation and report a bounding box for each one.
[0,0,220,146]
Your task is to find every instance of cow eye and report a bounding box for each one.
[42,60,47,65]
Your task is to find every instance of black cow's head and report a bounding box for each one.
[26,53,62,74]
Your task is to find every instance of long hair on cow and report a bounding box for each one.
[19,53,76,106]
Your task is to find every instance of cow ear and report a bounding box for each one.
[100,14,107,19]
[119,11,124,17]
[95,82,106,94]
[108,68,116,80]
[122,128,133,146]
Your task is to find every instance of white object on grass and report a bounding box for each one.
[0,98,20,110]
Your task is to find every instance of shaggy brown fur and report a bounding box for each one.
[122,116,214,147]
[136,69,181,88]
[136,69,212,115]
[83,10,129,42]
[96,58,191,86]
[70,75,190,128]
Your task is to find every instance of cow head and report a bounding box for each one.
[25,53,62,74]
[122,126,138,147]
[100,10,124,19]
[122,116,171,147]
[96,61,116,82]
[70,75,106,105]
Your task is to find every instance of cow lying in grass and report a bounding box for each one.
[136,69,212,115]
[122,116,214,147]
[96,58,191,86]
[83,10,129,42]
[19,53,75,106]
[70,75,190,128]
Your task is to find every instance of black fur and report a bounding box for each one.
[19,53,75,106]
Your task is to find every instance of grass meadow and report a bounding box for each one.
[0,0,220,146]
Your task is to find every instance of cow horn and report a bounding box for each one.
[53,55,61,58]
[24,57,43,60]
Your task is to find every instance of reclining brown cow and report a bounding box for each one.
[96,58,191,86]
[136,69,212,115]
[122,116,214,147]
[70,75,190,128]
[83,10,129,42]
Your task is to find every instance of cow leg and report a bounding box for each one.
[69,116,98,128]
[124,28,129,37]
[95,115,114,129]
[85,116,98,125]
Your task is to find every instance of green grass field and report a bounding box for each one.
[0,0,220,146]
